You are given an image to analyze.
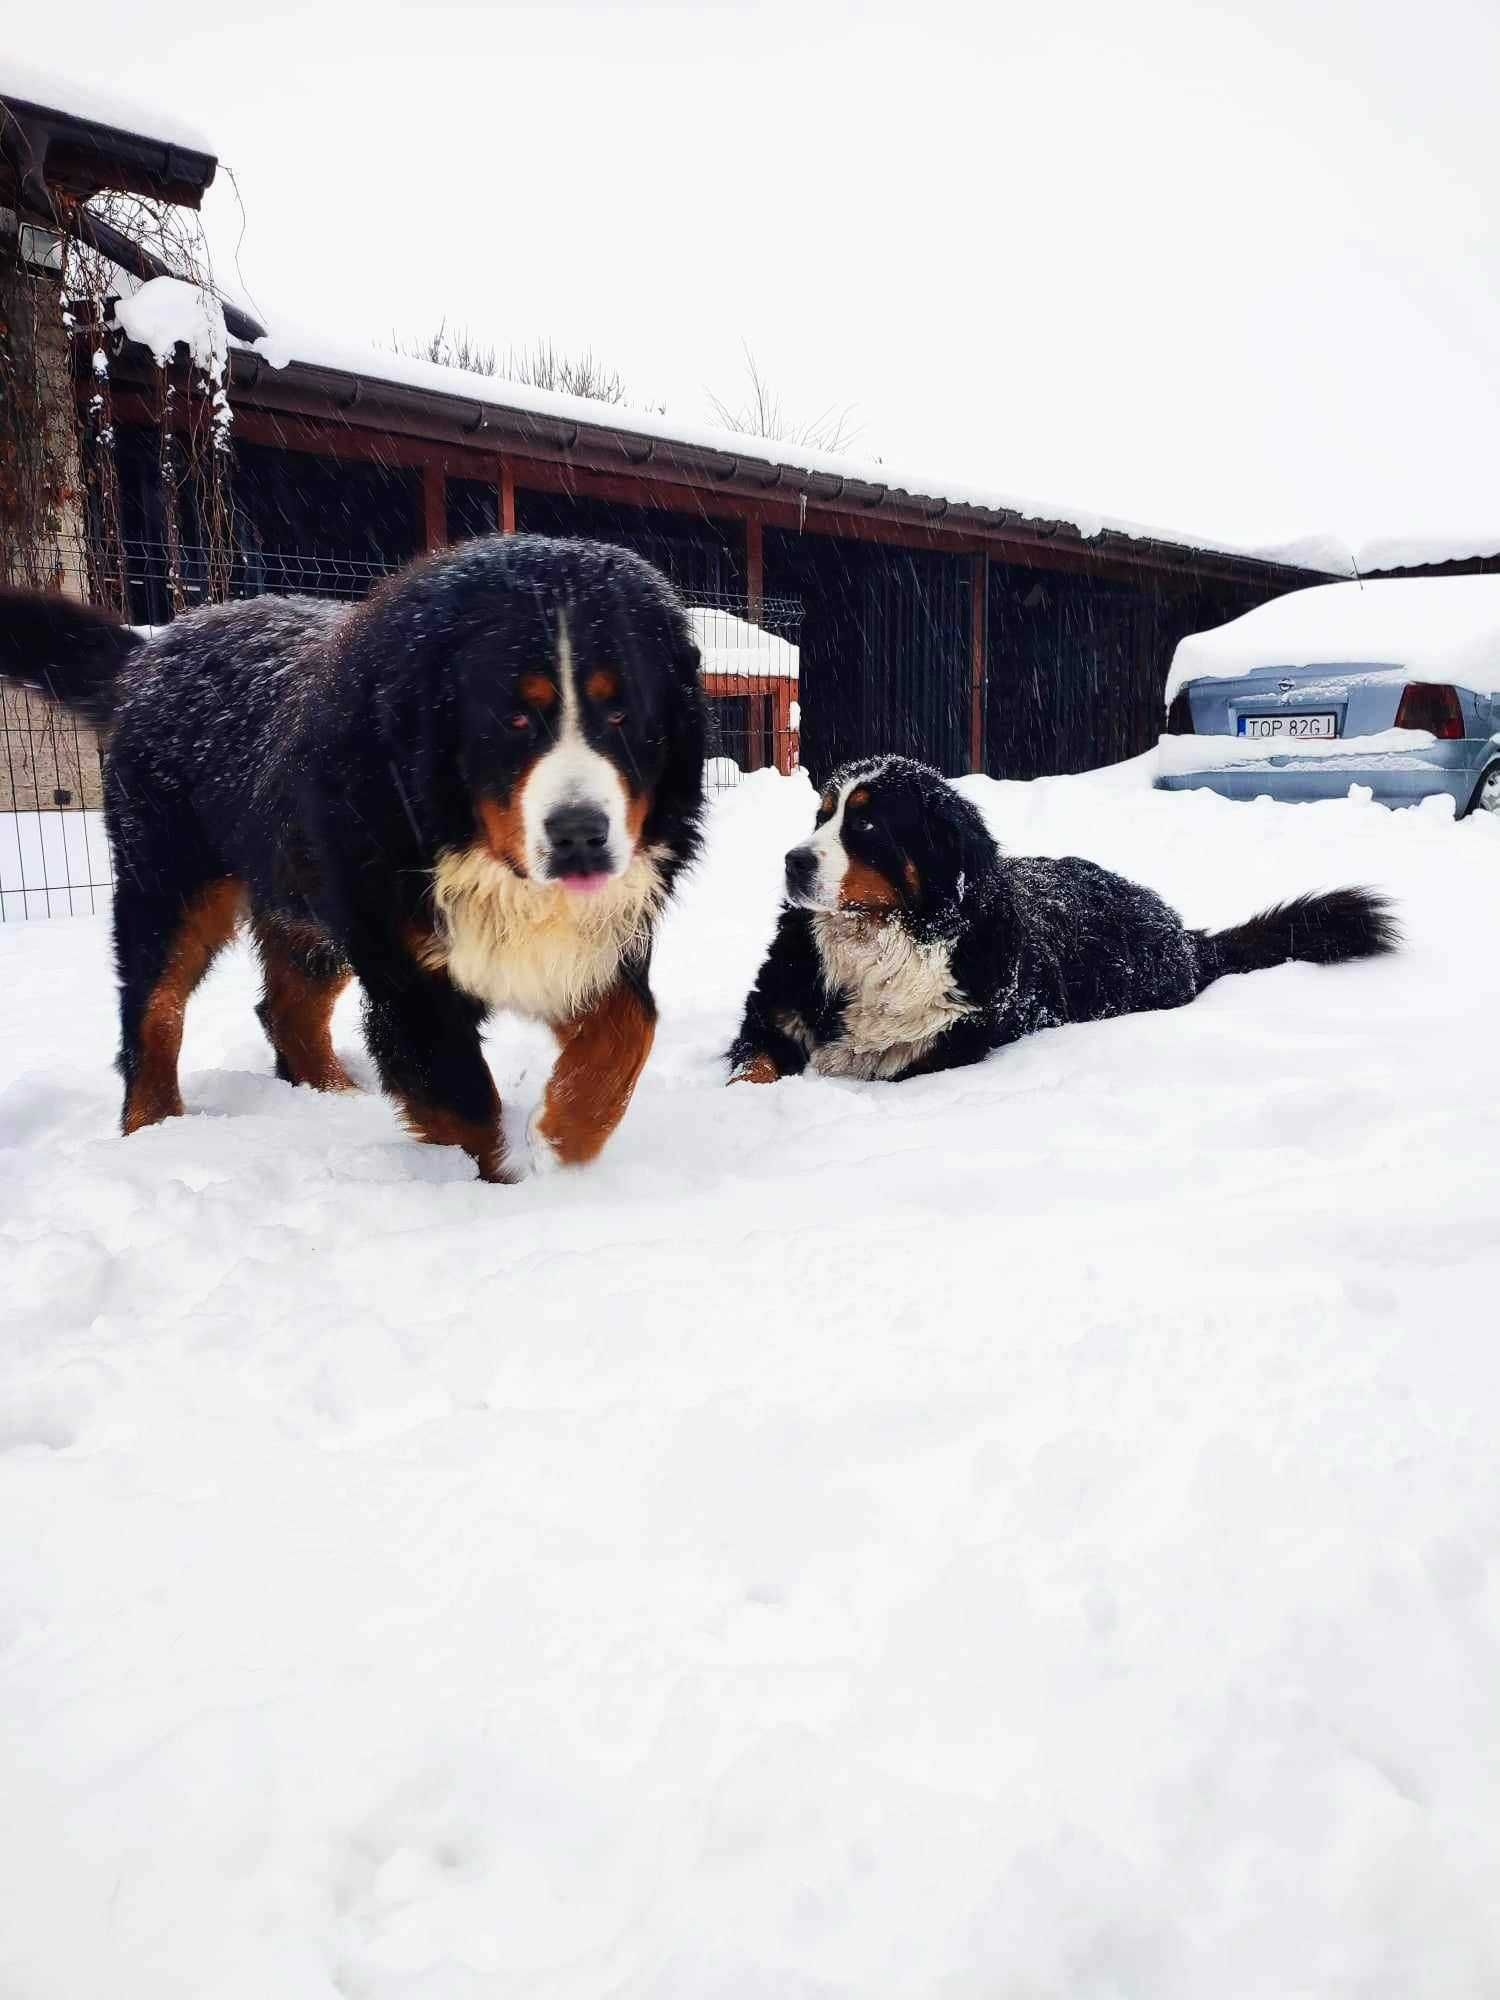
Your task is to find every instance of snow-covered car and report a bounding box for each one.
[1156,575,1500,816]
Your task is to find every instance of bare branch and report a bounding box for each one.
[707,345,861,454]
[390,327,633,405]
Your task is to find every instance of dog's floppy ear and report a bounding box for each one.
[649,625,708,860]
[917,784,997,909]
[665,627,706,770]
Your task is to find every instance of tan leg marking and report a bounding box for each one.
[122,879,245,1135]
[396,1088,509,1184]
[254,921,355,1091]
[535,977,656,1166]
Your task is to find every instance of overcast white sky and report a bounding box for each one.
[9,0,1500,551]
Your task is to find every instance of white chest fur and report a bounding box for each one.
[427,846,664,1021]
[810,912,975,1079]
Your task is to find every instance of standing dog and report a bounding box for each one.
[729,756,1396,1084]
[1,536,705,1179]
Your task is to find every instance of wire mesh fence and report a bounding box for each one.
[122,536,403,613]
[689,589,802,791]
[0,680,114,920]
[3,551,803,920]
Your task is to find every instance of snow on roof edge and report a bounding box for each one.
[1355,532,1500,575]
[238,320,1329,576]
[0,57,216,159]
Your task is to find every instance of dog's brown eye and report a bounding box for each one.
[606,708,627,727]
[507,711,531,732]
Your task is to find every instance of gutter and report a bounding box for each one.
[0,92,216,212]
[219,349,1332,588]
[2,91,264,343]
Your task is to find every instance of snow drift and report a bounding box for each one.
[3,767,1500,1997]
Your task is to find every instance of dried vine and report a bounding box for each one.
[65,191,237,616]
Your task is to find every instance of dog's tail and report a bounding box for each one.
[1196,887,1399,991]
[0,589,144,729]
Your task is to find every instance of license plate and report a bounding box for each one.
[1238,713,1338,740]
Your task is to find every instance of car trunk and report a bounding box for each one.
[1182,662,1430,740]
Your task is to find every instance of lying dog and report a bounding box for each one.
[729,755,1396,1084]
[1,536,705,1178]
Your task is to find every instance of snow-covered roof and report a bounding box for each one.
[689,607,798,682]
[0,57,215,158]
[1258,531,1500,578]
[1355,532,1500,576]
[238,319,1323,576]
[1167,574,1500,700]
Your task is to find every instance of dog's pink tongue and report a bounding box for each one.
[560,873,610,896]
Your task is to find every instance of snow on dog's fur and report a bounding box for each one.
[0,538,706,1180]
[807,910,976,1078]
[729,755,1397,1085]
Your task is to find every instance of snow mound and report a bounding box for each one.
[1155,727,1441,775]
[111,276,229,382]
[689,606,798,681]
[1167,573,1500,700]
[4,767,1500,1996]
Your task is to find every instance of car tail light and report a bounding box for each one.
[1394,682,1464,739]
[1165,690,1195,734]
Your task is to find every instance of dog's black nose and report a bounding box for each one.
[785,846,818,898]
[546,803,611,870]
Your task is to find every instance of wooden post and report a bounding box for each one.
[422,461,446,552]
[969,550,987,773]
[499,458,516,534]
[745,517,764,622]
[773,678,795,775]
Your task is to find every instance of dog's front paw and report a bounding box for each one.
[728,1054,781,1085]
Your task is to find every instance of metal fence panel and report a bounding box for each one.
[5,547,802,919]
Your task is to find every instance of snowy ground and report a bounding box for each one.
[4,766,1500,1998]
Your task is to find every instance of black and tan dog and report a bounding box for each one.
[730,755,1396,1084]
[1,536,705,1179]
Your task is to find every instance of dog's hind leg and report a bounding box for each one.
[252,911,355,1091]
[115,875,245,1134]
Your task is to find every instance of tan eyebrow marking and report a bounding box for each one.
[586,669,621,703]
[517,672,557,709]
[848,786,871,808]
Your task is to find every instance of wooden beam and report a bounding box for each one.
[969,550,987,773]
[218,391,1213,581]
[107,391,1294,594]
[422,462,446,552]
[773,677,796,775]
[209,403,467,471]
[745,517,764,620]
[499,459,516,534]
